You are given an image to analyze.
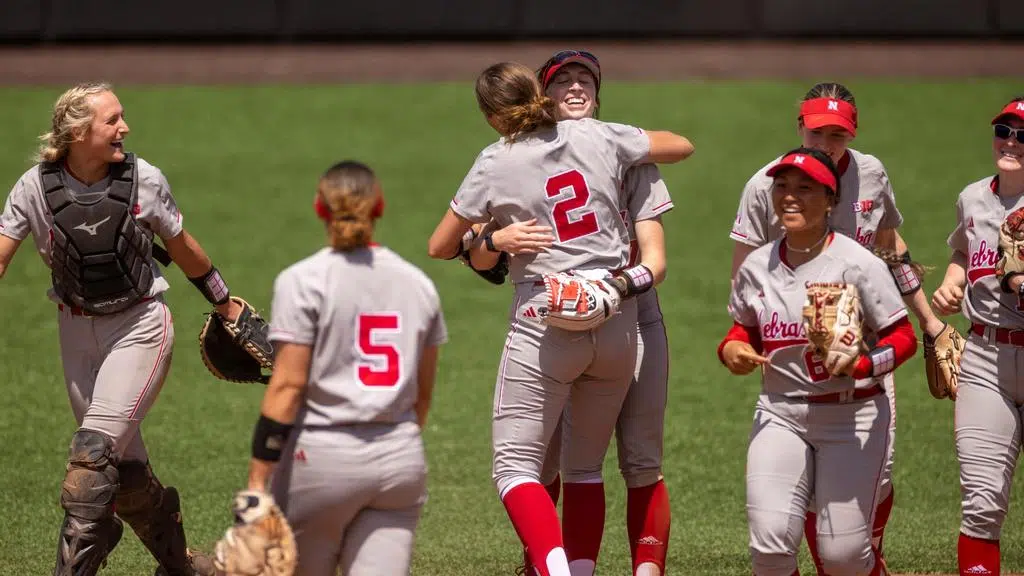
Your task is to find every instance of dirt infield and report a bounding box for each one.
[0,40,1022,85]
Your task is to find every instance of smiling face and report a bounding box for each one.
[544,63,598,121]
[771,167,833,235]
[798,123,854,166]
[68,90,129,164]
[994,115,1024,173]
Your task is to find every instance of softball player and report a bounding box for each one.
[502,50,672,576]
[931,97,1024,576]
[243,160,446,576]
[0,82,250,575]
[721,147,917,576]
[427,61,692,576]
[729,82,944,574]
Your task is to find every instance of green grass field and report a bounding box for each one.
[1,80,1023,575]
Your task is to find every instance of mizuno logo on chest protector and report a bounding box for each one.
[73,216,112,236]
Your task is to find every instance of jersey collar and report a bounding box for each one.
[779,231,836,270]
[837,150,851,176]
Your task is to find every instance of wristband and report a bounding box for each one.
[888,250,921,296]
[611,264,654,297]
[484,232,500,253]
[189,266,230,305]
[251,414,294,462]
[867,345,896,377]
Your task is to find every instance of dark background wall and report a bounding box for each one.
[0,0,1017,42]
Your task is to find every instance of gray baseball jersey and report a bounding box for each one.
[620,163,674,325]
[267,245,447,427]
[451,118,650,283]
[730,149,903,247]
[947,175,1024,329]
[729,233,907,397]
[0,158,182,303]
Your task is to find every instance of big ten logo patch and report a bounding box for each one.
[619,210,639,266]
[852,199,874,214]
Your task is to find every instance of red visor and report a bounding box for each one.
[799,98,858,136]
[766,153,838,192]
[542,54,601,91]
[992,101,1024,125]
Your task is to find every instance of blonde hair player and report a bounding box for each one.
[722,147,917,576]
[728,82,949,575]
[428,62,692,576]
[0,82,262,575]
[236,160,447,576]
[931,97,1024,576]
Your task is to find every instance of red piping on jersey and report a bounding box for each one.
[718,322,762,365]
[990,175,999,194]
[850,316,916,379]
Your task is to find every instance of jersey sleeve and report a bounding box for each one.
[625,164,673,221]
[728,264,759,326]
[601,121,651,168]
[876,169,904,229]
[268,267,321,346]
[857,256,908,332]
[450,148,495,224]
[0,178,31,241]
[946,193,968,254]
[138,165,184,241]
[729,175,771,247]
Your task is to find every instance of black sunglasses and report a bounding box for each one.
[994,124,1024,144]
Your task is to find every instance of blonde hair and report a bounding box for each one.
[36,81,113,164]
[317,161,380,251]
[475,62,557,142]
[803,82,856,106]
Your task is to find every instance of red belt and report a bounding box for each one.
[971,322,1024,346]
[58,297,153,317]
[806,384,884,404]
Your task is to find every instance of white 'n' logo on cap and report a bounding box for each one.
[828,100,840,111]
[1017,102,1024,111]
[793,155,805,164]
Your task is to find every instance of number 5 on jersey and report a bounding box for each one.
[356,313,402,388]
[546,169,600,242]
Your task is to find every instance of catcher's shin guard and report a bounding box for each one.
[53,429,121,576]
[115,461,213,576]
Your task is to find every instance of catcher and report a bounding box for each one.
[215,160,446,576]
[930,97,1024,575]
[719,147,917,576]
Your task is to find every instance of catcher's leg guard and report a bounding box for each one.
[53,429,121,576]
[115,461,213,576]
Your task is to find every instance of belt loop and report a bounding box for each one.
[839,389,853,403]
[985,325,997,346]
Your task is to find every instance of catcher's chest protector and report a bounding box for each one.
[43,153,154,315]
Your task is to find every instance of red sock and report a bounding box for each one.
[502,482,566,576]
[626,480,671,572]
[872,488,894,554]
[524,476,563,572]
[804,512,827,576]
[562,482,606,567]
[958,533,999,576]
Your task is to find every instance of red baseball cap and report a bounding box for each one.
[540,50,601,91]
[799,97,858,136]
[992,100,1024,125]
[766,152,838,192]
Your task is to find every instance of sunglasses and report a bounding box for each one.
[994,123,1024,144]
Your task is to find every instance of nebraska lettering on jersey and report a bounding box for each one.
[729,234,907,396]
[450,118,650,283]
[730,148,903,249]
[948,176,1024,328]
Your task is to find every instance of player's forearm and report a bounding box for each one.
[164,229,214,277]
[247,378,303,491]
[943,251,969,288]
[247,458,276,492]
[0,235,22,280]
[415,346,440,428]
[468,241,500,271]
[903,289,944,336]
[634,218,666,285]
[644,131,694,164]
[428,209,473,260]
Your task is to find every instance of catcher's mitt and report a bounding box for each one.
[923,322,966,400]
[802,283,866,377]
[996,206,1024,292]
[199,296,274,384]
[213,490,297,576]
[538,270,622,331]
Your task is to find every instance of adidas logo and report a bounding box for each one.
[968,217,975,229]
[636,536,664,546]
[523,307,538,319]
[965,564,992,575]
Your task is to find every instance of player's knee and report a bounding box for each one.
[961,503,1007,541]
[561,470,603,484]
[115,459,162,518]
[620,465,662,489]
[816,534,874,576]
[748,509,801,561]
[749,550,797,576]
[61,429,119,518]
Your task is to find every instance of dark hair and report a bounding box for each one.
[476,62,557,142]
[318,160,380,251]
[803,82,856,106]
[777,146,842,205]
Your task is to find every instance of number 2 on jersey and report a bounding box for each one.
[356,313,401,388]
[546,170,600,242]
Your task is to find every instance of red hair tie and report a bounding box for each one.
[314,196,331,221]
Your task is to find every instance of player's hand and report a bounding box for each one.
[722,341,769,375]
[215,297,244,322]
[492,219,556,255]
[932,283,965,316]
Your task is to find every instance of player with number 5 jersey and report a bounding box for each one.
[244,161,447,576]
[428,62,693,576]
